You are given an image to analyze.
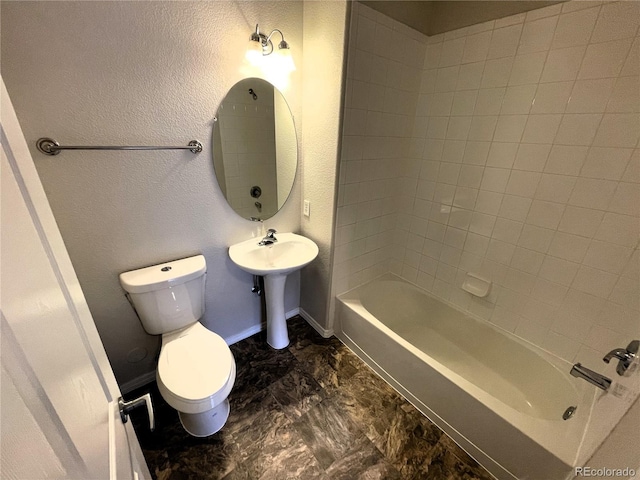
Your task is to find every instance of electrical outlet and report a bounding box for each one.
[303,199,310,217]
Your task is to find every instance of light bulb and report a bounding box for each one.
[245,39,264,65]
[277,46,296,72]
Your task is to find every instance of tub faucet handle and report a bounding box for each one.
[603,340,639,376]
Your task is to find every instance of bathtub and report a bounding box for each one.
[336,274,596,480]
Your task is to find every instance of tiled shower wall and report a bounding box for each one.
[334,3,427,292]
[335,1,639,369]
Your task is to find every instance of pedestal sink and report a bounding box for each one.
[228,233,319,349]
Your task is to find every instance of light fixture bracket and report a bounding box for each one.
[249,24,290,56]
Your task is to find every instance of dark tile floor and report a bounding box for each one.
[128,316,493,480]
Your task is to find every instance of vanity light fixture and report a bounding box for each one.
[246,24,296,72]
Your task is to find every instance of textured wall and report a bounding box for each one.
[1,1,304,390]
[299,0,348,332]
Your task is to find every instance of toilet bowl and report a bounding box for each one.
[156,322,236,436]
[119,254,236,437]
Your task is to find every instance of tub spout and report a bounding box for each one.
[570,363,611,391]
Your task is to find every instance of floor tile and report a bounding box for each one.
[129,316,494,480]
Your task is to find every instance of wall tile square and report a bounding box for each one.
[621,37,639,77]
[581,147,633,180]
[492,217,523,244]
[594,212,639,247]
[475,88,506,115]
[568,177,618,209]
[498,194,532,221]
[435,65,460,92]
[446,116,472,140]
[480,167,510,192]
[458,164,485,188]
[578,38,633,79]
[475,190,504,215]
[593,113,640,148]
[583,240,634,275]
[501,84,537,114]
[607,76,640,114]
[486,142,519,168]
[481,57,514,88]
[462,141,491,165]
[544,145,588,175]
[494,115,528,142]
[440,37,466,67]
[539,255,580,286]
[590,1,640,44]
[487,24,522,59]
[442,140,466,163]
[521,114,562,143]
[462,31,492,64]
[486,239,516,264]
[452,90,478,115]
[566,78,616,113]
[468,115,498,141]
[518,15,559,55]
[552,7,600,49]
[540,45,586,83]
[514,143,552,171]
[469,212,497,237]
[548,231,591,263]
[572,265,618,298]
[608,182,640,216]
[554,114,602,146]
[531,81,573,114]
[456,61,485,90]
[518,224,554,252]
[558,205,604,237]
[535,173,577,203]
[526,200,565,229]
[509,52,547,85]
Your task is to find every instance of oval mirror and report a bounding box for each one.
[212,78,298,220]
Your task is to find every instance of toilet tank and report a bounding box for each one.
[119,255,206,335]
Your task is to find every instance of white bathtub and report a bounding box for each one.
[336,274,596,480]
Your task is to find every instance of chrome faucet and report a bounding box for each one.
[258,228,278,246]
[603,340,638,376]
[570,363,612,391]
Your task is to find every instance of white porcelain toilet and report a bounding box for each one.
[119,254,236,437]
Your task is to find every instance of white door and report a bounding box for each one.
[0,77,152,480]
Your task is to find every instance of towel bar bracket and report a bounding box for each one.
[36,137,202,156]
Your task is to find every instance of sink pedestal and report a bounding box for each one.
[264,274,289,349]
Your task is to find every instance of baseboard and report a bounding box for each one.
[120,371,156,395]
[224,308,300,346]
[224,324,263,346]
[299,307,334,338]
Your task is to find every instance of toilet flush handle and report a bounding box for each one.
[118,393,155,431]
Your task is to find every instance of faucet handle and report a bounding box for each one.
[266,228,277,237]
[603,340,639,376]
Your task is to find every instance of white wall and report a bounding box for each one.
[1,1,304,390]
[299,0,348,333]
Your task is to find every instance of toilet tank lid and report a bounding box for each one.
[119,255,206,294]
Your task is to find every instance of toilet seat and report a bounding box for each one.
[157,322,236,414]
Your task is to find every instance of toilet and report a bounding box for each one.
[119,254,236,437]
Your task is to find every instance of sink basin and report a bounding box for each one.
[228,232,319,349]
[228,233,319,276]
